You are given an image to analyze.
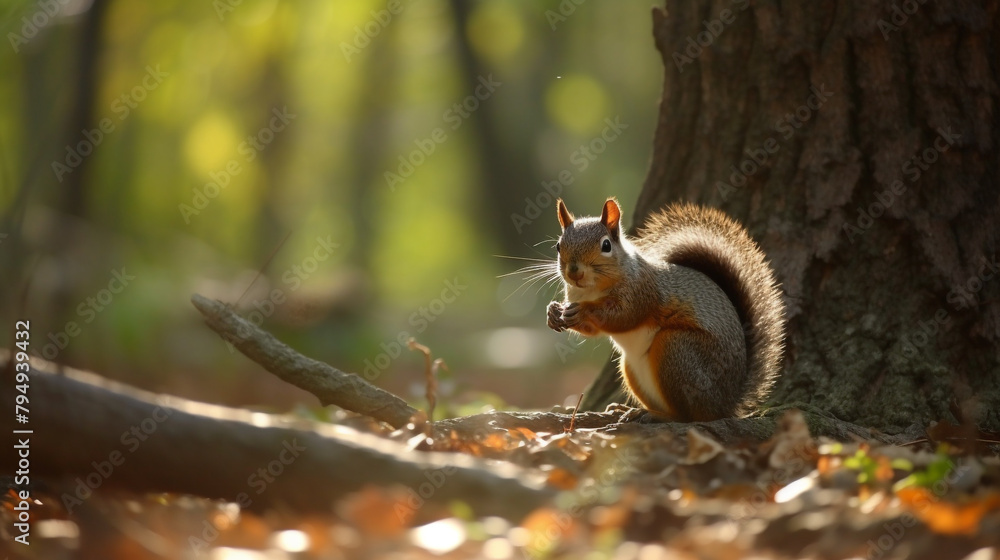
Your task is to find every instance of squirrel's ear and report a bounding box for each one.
[600,198,621,238]
[556,198,574,230]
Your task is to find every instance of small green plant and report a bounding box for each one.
[843,448,879,484]
[893,447,955,492]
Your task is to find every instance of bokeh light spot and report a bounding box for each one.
[545,74,609,135]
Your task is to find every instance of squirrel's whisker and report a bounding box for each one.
[494,254,553,262]
[497,263,557,279]
[534,276,563,296]
[502,273,555,303]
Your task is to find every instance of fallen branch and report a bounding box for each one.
[1,356,552,519]
[190,293,900,444]
[191,294,418,429]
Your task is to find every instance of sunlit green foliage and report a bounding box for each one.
[0,0,660,409]
[893,448,956,491]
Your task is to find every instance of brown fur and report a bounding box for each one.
[550,199,786,420]
[636,203,786,416]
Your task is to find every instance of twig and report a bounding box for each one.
[566,393,585,433]
[407,338,440,419]
[432,358,447,415]
[191,294,418,429]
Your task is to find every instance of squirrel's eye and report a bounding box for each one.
[600,237,612,254]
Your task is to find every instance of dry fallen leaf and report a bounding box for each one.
[589,503,631,531]
[538,432,591,461]
[337,485,411,537]
[897,487,1000,536]
[684,428,724,464]
[511,426,538,440]
[546,467,580,490]
[482,432,515,451]
[875,456,895,483]
[768,410,818,473]
[520,506,577,555]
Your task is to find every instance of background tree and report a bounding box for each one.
[583,0,1000,434]
[0,2,661,408]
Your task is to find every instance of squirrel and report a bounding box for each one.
[546,198,785,422]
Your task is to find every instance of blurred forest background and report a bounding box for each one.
[0,0,661,415]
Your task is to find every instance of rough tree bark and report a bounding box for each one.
[583,1,1000,434]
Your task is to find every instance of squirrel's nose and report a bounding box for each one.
[567,263,582,281]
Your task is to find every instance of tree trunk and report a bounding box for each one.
[584,0,1000,434]
[448,0,552,258]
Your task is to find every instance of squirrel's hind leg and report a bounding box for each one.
[655,331,742,421]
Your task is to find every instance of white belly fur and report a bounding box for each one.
[610,326,670,413]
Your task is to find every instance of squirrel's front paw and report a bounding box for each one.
[547,301,566,332]
[561,302,582,328]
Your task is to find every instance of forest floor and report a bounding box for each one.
[3,409,1000,559]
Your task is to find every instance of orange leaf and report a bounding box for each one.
[546,468,579,490]
[817,455,837,475]
[897,488,1000,536]
[875,457,895,483]
[589,503,631,531]
[511,427,538,440]
[520,507,576,554]
[338,485,411,537]
[482,432,513,450]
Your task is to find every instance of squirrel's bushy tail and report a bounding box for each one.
[635,203,786,416]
